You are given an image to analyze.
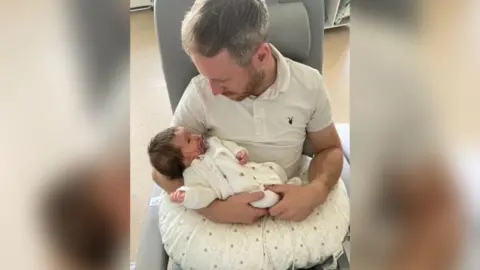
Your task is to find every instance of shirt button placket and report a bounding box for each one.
[253,101,262,137]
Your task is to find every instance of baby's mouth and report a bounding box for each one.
[199,136,209,154]
[199,136,206,154]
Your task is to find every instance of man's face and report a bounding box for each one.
[191,49,264,101]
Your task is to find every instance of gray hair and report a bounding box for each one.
[181,0,269,66]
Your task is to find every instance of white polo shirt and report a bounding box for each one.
[172,45,332,178]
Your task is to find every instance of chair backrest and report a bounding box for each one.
[154,0,325,156]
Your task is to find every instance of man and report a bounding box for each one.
[153,0,343,225]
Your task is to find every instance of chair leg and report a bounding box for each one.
[336,251,349,270]
[320,246,349,270]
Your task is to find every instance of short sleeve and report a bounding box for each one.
[171,79,207,134]
[307,73,333,132]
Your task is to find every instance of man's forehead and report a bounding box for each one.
[192,50,240,78]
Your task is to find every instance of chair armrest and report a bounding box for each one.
[336,123,350,196]
[134,185,169,270]
[341,155,350,196]
[335,123,350,162]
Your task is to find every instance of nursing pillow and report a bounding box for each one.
[158,156,350,270]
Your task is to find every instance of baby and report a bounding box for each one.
[148,126,301,209]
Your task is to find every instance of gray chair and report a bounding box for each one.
[135,0,350,269]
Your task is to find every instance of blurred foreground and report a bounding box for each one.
[0,0,478,269]
[0,0,129,269]
[352,0,479,269]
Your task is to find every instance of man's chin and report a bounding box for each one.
[228,94,248,101]
[222,92,249,101]
[232,96,247,101]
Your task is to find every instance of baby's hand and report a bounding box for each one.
[169,190,186,203]
[236,149,248,165]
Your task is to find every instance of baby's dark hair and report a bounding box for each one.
[148,127,186,179]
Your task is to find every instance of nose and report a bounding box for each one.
[192,134,202,141]
[209,81,223,96]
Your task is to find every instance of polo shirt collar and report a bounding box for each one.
[257,44,291,99]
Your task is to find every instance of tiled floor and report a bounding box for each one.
[129,9,350,262]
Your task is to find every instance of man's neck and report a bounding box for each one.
[252,53,277,96]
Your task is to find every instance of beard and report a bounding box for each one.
[227,68,265,101]
[246,69,265,96]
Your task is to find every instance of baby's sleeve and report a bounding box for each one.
[181,162,218,209]
[220,139,247,156]
[178,186,217,210]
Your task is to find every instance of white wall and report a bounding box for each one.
[130,0,151,8]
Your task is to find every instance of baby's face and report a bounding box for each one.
[172,126,206,165]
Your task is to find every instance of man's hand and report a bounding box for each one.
[197,191,267,224]
[266,183,328,222]
[236,149,248,165]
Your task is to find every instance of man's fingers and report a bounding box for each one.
[269,200,287,216]
[276,211,292,221]
[244,191,265,203]
[248,208,267,224]
[265,184,291,194]
[253,208,268,218]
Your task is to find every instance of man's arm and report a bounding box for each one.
[152,168,267,224]
[266,124,343,221]
[266,74,342,221]
[306,123,344,203]
[305,72,342,201]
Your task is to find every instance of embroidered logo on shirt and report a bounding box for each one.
[288,117,294,125]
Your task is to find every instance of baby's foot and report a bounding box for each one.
[169,190,186,203]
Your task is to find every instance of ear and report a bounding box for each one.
[251,43,271,69]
